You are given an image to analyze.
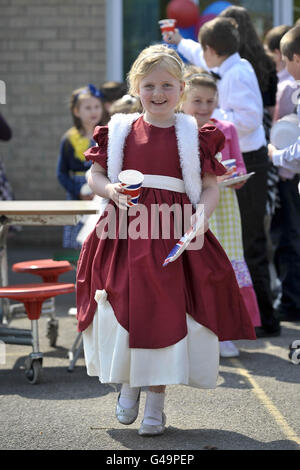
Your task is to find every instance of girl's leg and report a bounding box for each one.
[142,385,166,426]
[116,384,141,425]
[119,383,140,408]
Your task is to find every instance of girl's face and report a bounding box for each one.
[138,64,184,123]
[182,85,217,128]
[74,96,103,129]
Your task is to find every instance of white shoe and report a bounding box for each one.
[138,412,166,437]
[115,390,141,425]
[219,341,240,358]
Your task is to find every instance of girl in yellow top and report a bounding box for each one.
[57,84,108,248]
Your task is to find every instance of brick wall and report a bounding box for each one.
[0,0,106,245]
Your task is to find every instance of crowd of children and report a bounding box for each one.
[55,6,300,437]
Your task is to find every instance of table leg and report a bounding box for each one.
[0,224,10,323]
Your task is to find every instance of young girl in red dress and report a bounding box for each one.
[76,44,256,437]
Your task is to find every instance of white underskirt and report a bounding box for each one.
[82,289,219,389]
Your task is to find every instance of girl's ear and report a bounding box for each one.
[294,53,300,65]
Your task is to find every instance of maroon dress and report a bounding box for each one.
[76,117,256,348]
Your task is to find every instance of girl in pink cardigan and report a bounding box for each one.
[182,68,261,358]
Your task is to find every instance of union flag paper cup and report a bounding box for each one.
[159,18,177,33]
[159,19,176,40]
[222,159,238,178]
[118,170,144,207]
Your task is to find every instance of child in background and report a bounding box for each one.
[100,81,128,113]
[265,25,300,323]
[57,84,108,249]
[197,17,280,337]
[268,25,300,173]
[181,68,261,358]
[108,94,140,116]
[76,45,256,437]
[268,25,300,321]
[264,25,295,122]
[75,94,140,246]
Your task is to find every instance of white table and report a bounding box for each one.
[0,200,99,287]
[0,200,100,372]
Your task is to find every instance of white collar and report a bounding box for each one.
[218,52,241,77]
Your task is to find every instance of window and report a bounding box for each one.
[123,0,169,78]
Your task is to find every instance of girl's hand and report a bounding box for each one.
[79,193,94,201]
[162,28,182,45]
[268,143,277,162]
[217,168,235,182]
[190,209,209,235]
[217,172,246,190]
[105,183,131,210]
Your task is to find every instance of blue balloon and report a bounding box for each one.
[178,25,197,41]
[202,1,231,16]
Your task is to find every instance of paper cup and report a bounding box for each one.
[159,19,176,40]
[222,159,238,178]
[118,170,144,207]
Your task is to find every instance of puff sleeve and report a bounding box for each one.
[84,125,108,171]
[199,124,227,176]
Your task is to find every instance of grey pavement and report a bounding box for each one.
[0,240,300,452]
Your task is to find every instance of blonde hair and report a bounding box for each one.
[183,66,218,94]
[127,44,184,97]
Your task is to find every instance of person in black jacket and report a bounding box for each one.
[0,112,14,201]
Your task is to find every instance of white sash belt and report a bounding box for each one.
[143,174,186,194]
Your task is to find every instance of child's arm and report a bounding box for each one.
[268,138,300,173]
[192,173,220,233]
[57,139,83,199]
[88,162,131,210]
[163,29,207,69]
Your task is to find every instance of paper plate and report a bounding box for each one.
[163,207,204,267]
[270,114,300,150]
[219,172,255,187]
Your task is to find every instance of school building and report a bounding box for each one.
[0,0,299,245]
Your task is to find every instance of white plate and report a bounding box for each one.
[219,172,255,187]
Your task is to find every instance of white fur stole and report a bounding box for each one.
[107,113,202,206]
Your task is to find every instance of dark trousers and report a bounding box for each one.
[237,146,280,332]
[270,176,300,319]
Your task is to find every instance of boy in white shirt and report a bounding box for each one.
[268,25,300,173]
[268,25,300,322]
[166,17,280,336]
[265,25,300,323]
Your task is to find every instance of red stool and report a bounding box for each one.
[0,282,75,384]
[11,259,74,346]
[12,259,73,282]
